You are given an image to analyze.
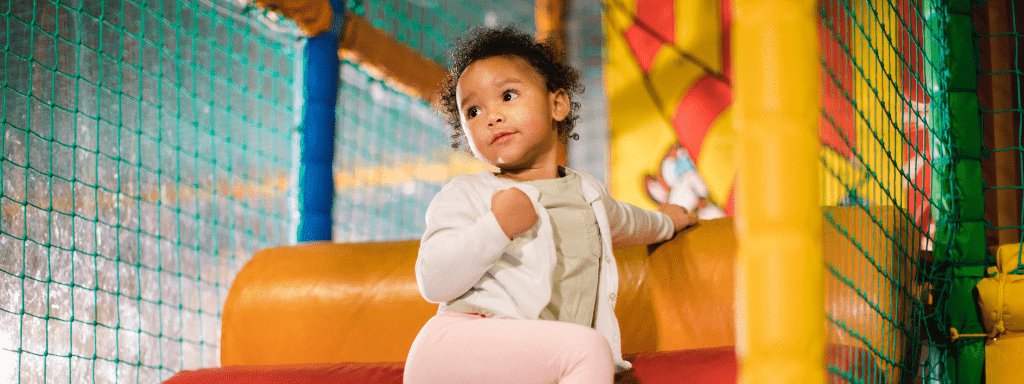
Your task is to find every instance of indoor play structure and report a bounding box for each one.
[0,0,1021,383]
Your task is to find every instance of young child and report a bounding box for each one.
[404,26,698,383]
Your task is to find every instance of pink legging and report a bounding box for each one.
[403,311,615,384]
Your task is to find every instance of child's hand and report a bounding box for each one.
[491,188,538,240]
[660,203,698,233]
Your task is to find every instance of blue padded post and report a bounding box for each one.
[298,0,346,242]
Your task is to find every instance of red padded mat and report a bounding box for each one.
[165,362,405,384]
[166,345,881,384]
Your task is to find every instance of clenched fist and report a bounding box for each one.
[491,187,538,240]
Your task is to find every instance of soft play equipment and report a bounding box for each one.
[976,243,1024,383]
[164,207,909,383]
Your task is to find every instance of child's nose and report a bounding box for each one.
[488,111,504,125]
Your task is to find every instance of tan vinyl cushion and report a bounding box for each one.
[221,207,915,370]
[220,217,740,365]
[221,240,436,365]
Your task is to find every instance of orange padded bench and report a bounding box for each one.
[167,207,908,383]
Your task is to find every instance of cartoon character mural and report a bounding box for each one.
[644,144,727,220]
[604,0,934,247]
[604,0,737,216]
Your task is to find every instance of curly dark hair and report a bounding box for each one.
[439,26,584,149]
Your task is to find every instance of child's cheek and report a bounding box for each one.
[465,125,485,146]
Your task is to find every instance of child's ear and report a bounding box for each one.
[549,89,570,122]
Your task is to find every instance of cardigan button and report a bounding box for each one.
[609,293,617,302]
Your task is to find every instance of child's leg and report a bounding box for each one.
[404,311,614,384]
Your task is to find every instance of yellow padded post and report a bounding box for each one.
[732,0,823,383]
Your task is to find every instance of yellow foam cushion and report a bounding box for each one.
[977,243,1024,335]
[977,243,1024,384]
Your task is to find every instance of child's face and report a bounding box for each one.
[455,55,569,172]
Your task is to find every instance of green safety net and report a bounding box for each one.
[0,0,299,381]
[978,1,1024,264]
[818,0,935,381]
[816,0,1021,383]
[345,0,534,66]
[0,0,612,382]
[332,60,450,242]
[9,0,1015,383]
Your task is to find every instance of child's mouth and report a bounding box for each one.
[492,132,515,144]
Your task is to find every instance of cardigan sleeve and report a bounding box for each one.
[598,183,675,248]
[416,178,512,303]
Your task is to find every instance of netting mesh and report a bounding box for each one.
[0,0,297,381]
[818,0,942,381]
[598,0,994,378]
[1,0,614,381]
[332,61,465,241]
[817,1,924,380]
[346,0,533,66]
[978,0,1023,268]
[817,0,1020,382]
[3,0,1017,382]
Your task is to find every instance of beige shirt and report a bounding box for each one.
[524,168,601,327]
[447,168,602,328]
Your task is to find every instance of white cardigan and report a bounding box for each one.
[416,168,675,371]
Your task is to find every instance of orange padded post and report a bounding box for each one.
[535,0,567,55]
[535,0,569,167]
[254,0,448,106]
[253,0,334,37]
[337,14,447,106]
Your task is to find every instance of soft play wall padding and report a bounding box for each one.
[221,207,913,372]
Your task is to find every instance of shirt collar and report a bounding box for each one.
[479,167,599,204]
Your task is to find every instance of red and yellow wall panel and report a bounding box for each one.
[604,0,932,241]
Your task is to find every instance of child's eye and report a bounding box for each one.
[466,107,480,119]
[502,91,518,102]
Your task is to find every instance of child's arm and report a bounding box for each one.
[601,196,674,247]
[415,181,519,303]
[599,186,697,248]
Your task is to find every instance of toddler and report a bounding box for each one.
[403,26,697,384]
